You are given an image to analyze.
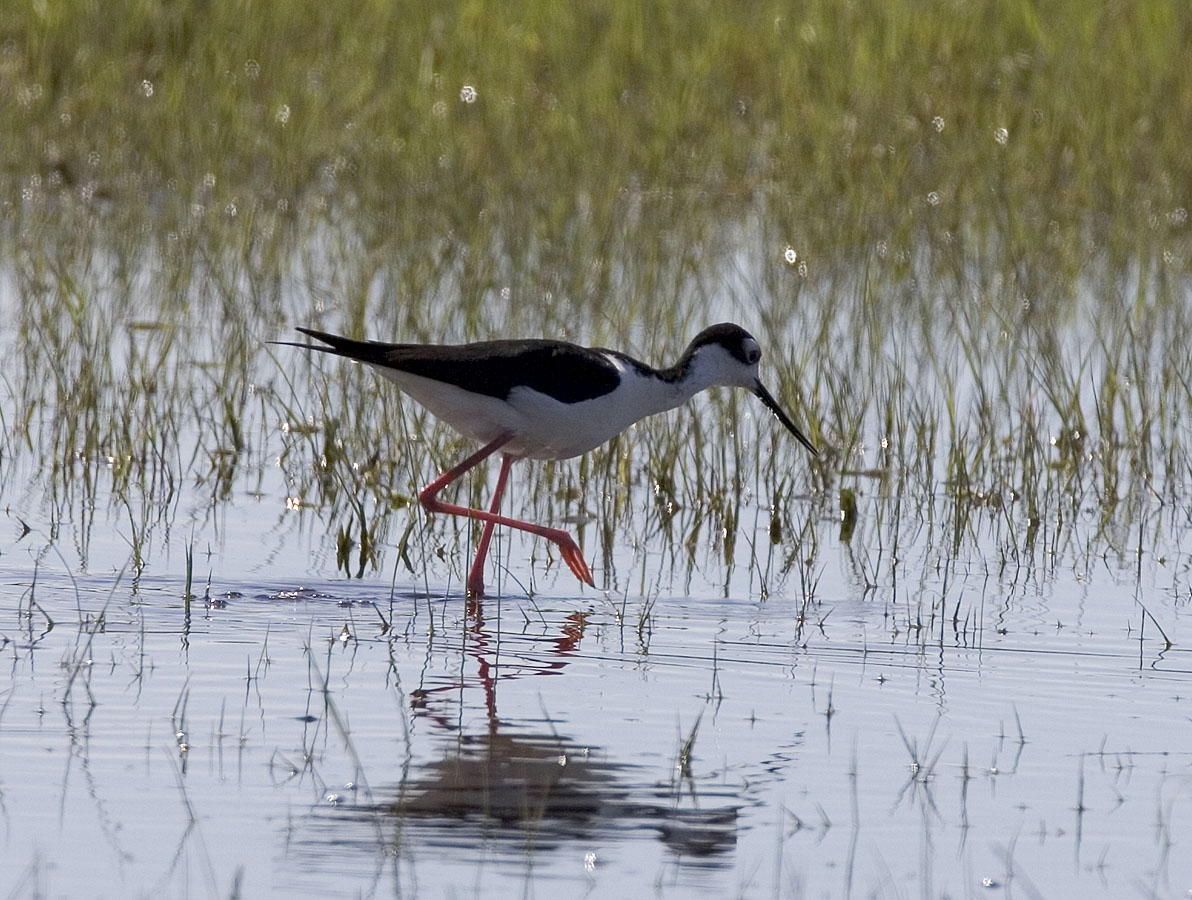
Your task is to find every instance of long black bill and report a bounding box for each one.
[753,381,818,456]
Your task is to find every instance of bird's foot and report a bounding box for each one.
[555,534,595,588]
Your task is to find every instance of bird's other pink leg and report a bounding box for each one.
[419,435,594,591]
[418,433,515,502]
[419,434,512,599]
[465,454,514,599]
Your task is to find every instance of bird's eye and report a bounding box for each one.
[745,345,761,365]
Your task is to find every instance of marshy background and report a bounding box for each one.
[3,0,1192,897]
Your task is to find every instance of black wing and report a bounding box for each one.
[292,328,624,404]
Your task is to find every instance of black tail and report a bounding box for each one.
[272,327,401,367]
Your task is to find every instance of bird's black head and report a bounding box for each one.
[686,323,762,367]
[681,322,817,456]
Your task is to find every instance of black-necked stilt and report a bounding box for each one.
[282,323,817,597]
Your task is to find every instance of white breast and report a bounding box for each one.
[374,356,688,460]
[501,359,686,459]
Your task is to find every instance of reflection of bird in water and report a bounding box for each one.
[393,726,740,859]
[282,323,817,597]
[410,610,589,719]
[298,600,739,867]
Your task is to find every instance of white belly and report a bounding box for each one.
[375,365,685,460]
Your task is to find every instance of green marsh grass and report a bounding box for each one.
[1,0,1191,609]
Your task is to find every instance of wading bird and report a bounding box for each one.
[283,323,816,598]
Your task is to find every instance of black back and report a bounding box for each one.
[295,328,623,404]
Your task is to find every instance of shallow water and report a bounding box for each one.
[3,465,1190,899]
[3,260,1191,896]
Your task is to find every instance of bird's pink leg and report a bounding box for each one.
[465,455,513,599]
[419,435,595,596]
